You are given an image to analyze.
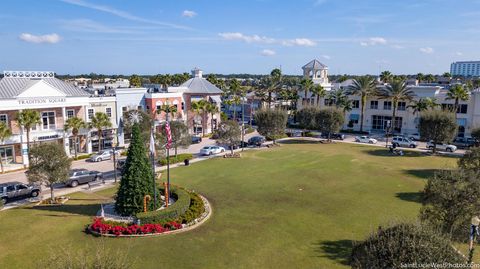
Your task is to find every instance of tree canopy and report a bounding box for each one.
[418,110,457,153]
[216,120,241,154]
[254,109,288,143]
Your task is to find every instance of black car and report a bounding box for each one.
[0,182,41,204]
[192,136,202,144]
[248,136,266,146]
[227,141,249,150]
[64,169,103,187]
[320,132,345,140]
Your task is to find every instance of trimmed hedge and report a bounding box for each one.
[159,153,193,166]
[179,192,205,224]
[136,187,191,224]
[71,154,93,161]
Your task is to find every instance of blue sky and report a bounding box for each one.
[0,0,478,75]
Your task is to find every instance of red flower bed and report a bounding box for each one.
[89,218,182,236]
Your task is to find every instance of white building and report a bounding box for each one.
[451,61,480,77]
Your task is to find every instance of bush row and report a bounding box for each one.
[158,153,193,166]
[136,187,191,224]
[178,191,205,224]
[71,154,93,161]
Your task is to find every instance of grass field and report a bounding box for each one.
[0,141,461,268]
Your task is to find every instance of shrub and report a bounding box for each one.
[351,222,465,268]
[179,192,205,224]
[89,218,182,236]
[136,187,191,224]
[458,147,480,174]
[120,150,128,156]
[0,198,3,209]
[420,169,480,241]
[159,153,193,166]
[71,154,93,161]
[245,126,255,134]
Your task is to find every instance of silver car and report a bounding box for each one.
[426,141,457,152]
[392,136,417,148]
[89,149,117,162]
[0,182,41,204]
[200,146,225,156]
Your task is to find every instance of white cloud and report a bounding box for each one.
[261,49,276,56]
[60,0,190,30]
[321,55,331,60]
[219,32,275,44]
[360,37,387,46]
[456,51,463,56]
[419,47,434,54]
[282,38,316,47]
[19,33,61,44]
[182,10,197,18]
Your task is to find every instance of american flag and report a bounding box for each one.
[165,121,172,149]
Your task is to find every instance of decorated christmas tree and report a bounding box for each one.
[115,123,156,216]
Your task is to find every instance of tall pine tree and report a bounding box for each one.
[115,123,156,216]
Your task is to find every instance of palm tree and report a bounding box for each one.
[258,73,282,108]
[378,79,415,133]
[446,84,469,113]
[0,122,12,173]
[300,78,314,106]
[310,84,326,107]
[380,71,393,83]
[416,73,424,83]
[16,109,41,161]
[338,98,353,117]
[425,74,435,83]
[158,101,178,120]
[346,76,377,132]
[64,117,86,159]
[408,97,439,115]
[89,112,112,152]
[191,100,206,135]
[205,102,219,132]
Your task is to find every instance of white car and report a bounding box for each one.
[426,141,457,152]
[89,149,118,162]
[355,136,378,144]
[200,146,225,156]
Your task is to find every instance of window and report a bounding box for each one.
[349,114,359,124]
[457,104,468,114]
[137,106,143,111]
[181,102,185,110]
[352,100,360,109]
[384,101,392,110]
[397,102,406,111]
[87,109,94,121]
[41,111,56,130]
[105,107,112,118]
[66,110,75,119]
[370,101,378,109]
[156,105,161,111]
[0,114,7,124]
[122,106,128,112]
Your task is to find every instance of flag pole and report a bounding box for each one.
[166,112,171,203]
[150,124,157,209]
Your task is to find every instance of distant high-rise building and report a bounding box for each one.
[450,61,480,77]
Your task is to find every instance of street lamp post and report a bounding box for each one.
[150,123,158,209]
[241,96,245,151]
[385,120,391,148]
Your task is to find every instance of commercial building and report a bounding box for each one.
[451,61,480,77]
[297,59,333,110]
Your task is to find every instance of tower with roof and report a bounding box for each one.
[302,59,329,85]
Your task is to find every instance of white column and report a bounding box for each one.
[61,107,70,156]
[84,105,92,153]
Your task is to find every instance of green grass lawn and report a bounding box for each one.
[0,141,461,268]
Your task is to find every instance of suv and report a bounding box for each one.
[426,141,457,152]
[0,182,41,204]
[64,169,103,187]
[452,137,477,149]
[392,136,417,148]
[248,136,266,146]
[321,132,345,140]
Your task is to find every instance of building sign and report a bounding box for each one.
[17,98,66,105]
[37,134,60,141]
[90,103,108,107]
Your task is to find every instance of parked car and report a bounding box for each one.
[200,146,225,156]
[89,149,117,162]
[355,136,378,144]
[426,141,457,152]
[227,141,249,150]
[391,136,417,148]
[192,136,202,144]
[248,136,266,146]
[64,169,103,187]
[452,137,477,149]
[407,133,421,141]
[321,132,345,140]
[0,182,41,204]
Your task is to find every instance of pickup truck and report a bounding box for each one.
[452,137,477,149]
[0,182,41,204]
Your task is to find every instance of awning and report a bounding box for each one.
[349,114,359,120]
[209,95,222,104]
